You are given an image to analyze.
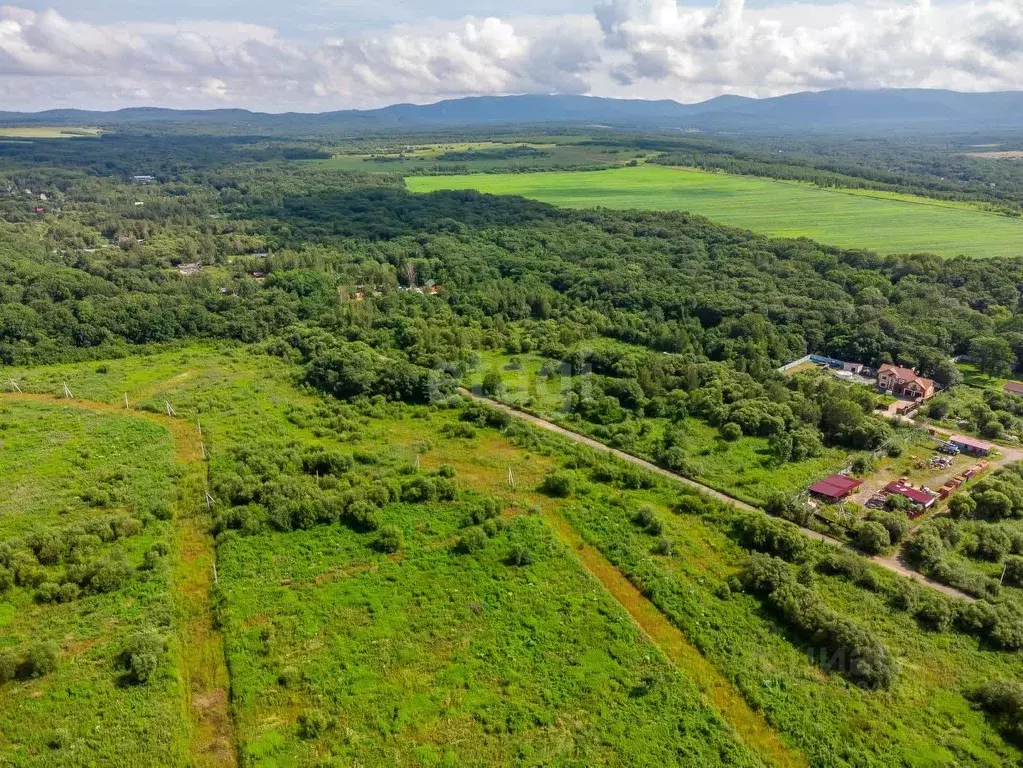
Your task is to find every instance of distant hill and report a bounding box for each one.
[3,89,1023,134]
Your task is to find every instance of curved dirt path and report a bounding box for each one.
[1,392,238,767]
[461,390,975,602]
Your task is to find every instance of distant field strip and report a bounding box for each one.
[407,166,1023,258]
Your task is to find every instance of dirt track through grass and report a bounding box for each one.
[1,392,238,767]
[543,509,807,768]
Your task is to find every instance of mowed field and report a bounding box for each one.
[407,166,1023,258]
[0,126,101,139]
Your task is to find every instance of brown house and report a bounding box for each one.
[877,364,936,400]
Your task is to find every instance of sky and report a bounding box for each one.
[1,0,1022,112]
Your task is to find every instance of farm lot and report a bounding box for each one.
[407,165,1023,258]
[0,401,189,767]
[5,348,1023,767]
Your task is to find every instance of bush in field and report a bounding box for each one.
[463,498,501,527]
[0,648,17,683]
[1003,555,1023,587]
[35,582,60,603]
[732,514,810,563]
[972,680,1023,742]
[947,494,977,520]
[121,630,164,684]
[720,422,742,441]
[741,555,896,689]
[967,526,1012,562]
[914,595,957,632]
[21,641,59,679]
[856,521,892,555]
[652,537,674,556]
[373,525,402,554]
[302,447,353,476]
[0,566,12,593]
[344,500,380,532]
[458,527,488,554]
[297,710,330,740]
[865,510,910,545]
[506,544,534,566]
[539,470,574,497]
[460,401,510,429]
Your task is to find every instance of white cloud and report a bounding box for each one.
[0,0,1022,111]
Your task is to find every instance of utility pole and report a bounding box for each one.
[508,466,515,489]
[1000,562,1008,587]
[124,392,130,410]
[165,401,176,417]
[62,382,73,399]
[8,380,21,393]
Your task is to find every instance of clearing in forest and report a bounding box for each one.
[406,165,1023,258]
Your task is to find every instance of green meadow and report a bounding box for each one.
[406,166,1023,258]
[0,402,187,766]
[5,347,1023,767]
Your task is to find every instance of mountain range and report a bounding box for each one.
[3,89,1023,134]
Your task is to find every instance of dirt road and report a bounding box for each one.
[461,390,975,601]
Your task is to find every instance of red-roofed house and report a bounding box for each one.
[809,474,863,501]
[885,480,938,509]
[877,364,936,400]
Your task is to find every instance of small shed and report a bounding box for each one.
[949,434,993,456]
[809,474,863,501]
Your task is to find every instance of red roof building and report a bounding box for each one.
[949,434,993,456]
[809,474,863,500]
[885,480,938,508]
[877,364,936,400]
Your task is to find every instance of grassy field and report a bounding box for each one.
[406,166,1023,258]
[0,126,101,139]
[7,347,1023,767]
[0,401,188,766]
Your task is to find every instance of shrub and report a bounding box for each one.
[0,567,12,593]
[21,641,59,678]
[401,476,437,503]
[967,526,1012,562]
[865,510,910,544]
[458,527,488,554]
[344,501,380,532]
[947,494,976,520]
[539,471,574,497]
[297,710,330,740]
[0,649,17,683]
[35,582,60,604]
[720,422,742,441]
[733,514,810,563]
[121,630,164,684]
[1003,555,1023,587]
[111,516,142,539]
[914,596,957,632]
[856,521,892,555]
[57,583,80,603]
[84,551,132,593]
[507,544,534,566]
[302,448,353,476]
[481,370,504,396]
[373,525,402,554]
[652,537,674,556]
[437,464,456,478]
